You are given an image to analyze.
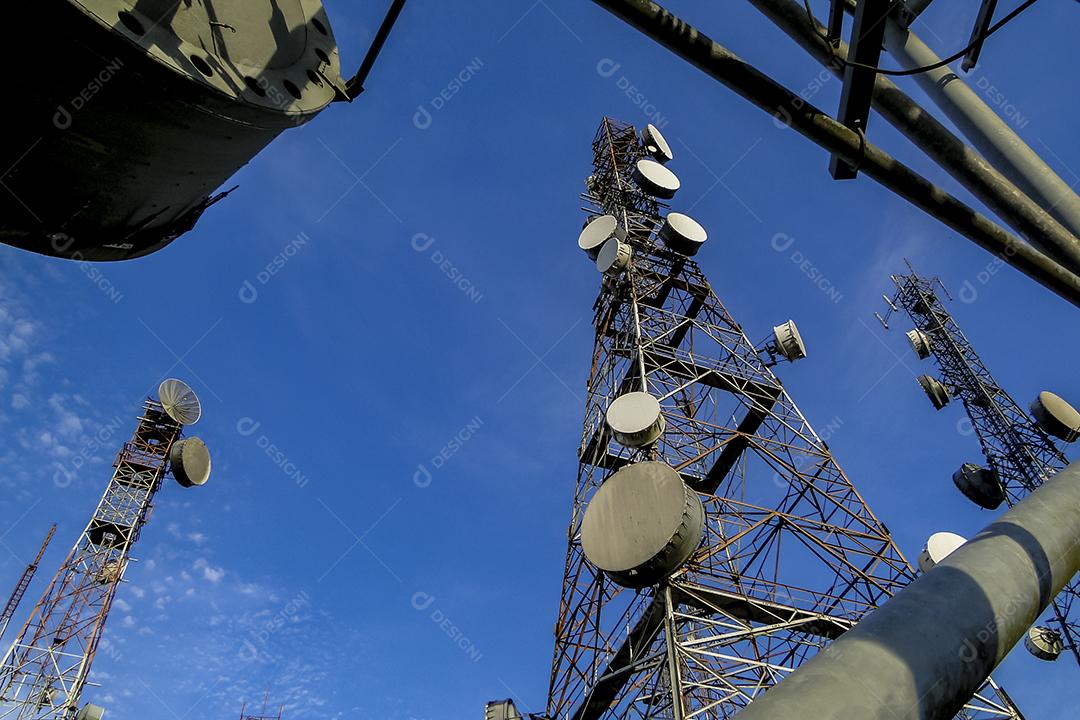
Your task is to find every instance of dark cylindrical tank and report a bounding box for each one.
[2,0,344,260]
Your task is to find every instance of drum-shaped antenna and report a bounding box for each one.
[170,437,212,488]
[596,238,633,275]
[1031,391,1080,443]
[581,461,704,588]
[906,329,932,359]
[659,213,707,256]
[632,160,680,199]
[917,375,950,410]
[1025,626,1064,661]
[606,392,665,448]
[773,320,807,362]
[952,463,1005,510]
[158,379,202,425]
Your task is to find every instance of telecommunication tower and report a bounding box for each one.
[525,117,1023,720]
[0,527,56,644]
[879,265,1080,665]
[0,380,214,720]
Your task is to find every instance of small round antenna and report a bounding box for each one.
[158,378,202,425]
[641,124,673,163]
[596,237,632,275]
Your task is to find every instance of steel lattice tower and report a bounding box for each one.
[0,382,209,719]
[881,265,1080,666]
[545,118,1024,720]
[0,527,55,645]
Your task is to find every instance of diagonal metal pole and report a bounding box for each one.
[587,0,1080,308]
[731,458,1080,720]
[746,0,1080,275]
[881,18,1080,256]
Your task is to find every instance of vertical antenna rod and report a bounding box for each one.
[0,526,56,643]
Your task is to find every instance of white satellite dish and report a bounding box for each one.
[659,213,707,256]
[578,215,626,260]
[917,375,950,410]
[642,124,673,163]
[906,329,932,359]
[606,392,665,447]
[1031,391,1080,443]
[158,379,202,425]
[773,320,807,362]
[632,159,680,199]
[917,531,966,573]
[596,238,632,275]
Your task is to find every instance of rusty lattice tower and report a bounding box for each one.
[540,118,1024,720]
[0,380,212,720]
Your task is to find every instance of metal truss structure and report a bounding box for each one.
[881,265,1080,666]
[545,117,1023,720]
[0,398,187,719]
[0,527,55,644]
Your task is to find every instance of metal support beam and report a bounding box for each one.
[961,0,999,71]
[830,0,890,179]
[746,0,1080,275]
[732,458,1080,720]
[588,0,1080,308]
[882,19,1080,255]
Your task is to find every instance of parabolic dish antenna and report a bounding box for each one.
[633,159,680,199]
[917,531,966,573]
[158,379,202,425]
[659,213,707,256]
[578,215,626,260]
[773,320,807,362]
[642,124,674,163]
[1031,391,1080,443]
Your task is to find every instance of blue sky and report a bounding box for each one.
[1,1,1079,718]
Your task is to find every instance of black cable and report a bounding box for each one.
[805,0,1041,76]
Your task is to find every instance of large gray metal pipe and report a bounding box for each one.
[733,459,1080,720]
[883,21,1080,256]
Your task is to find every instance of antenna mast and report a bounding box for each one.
[0,526,56,644]
[884,267,1080,665]
[0,380,212,719]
